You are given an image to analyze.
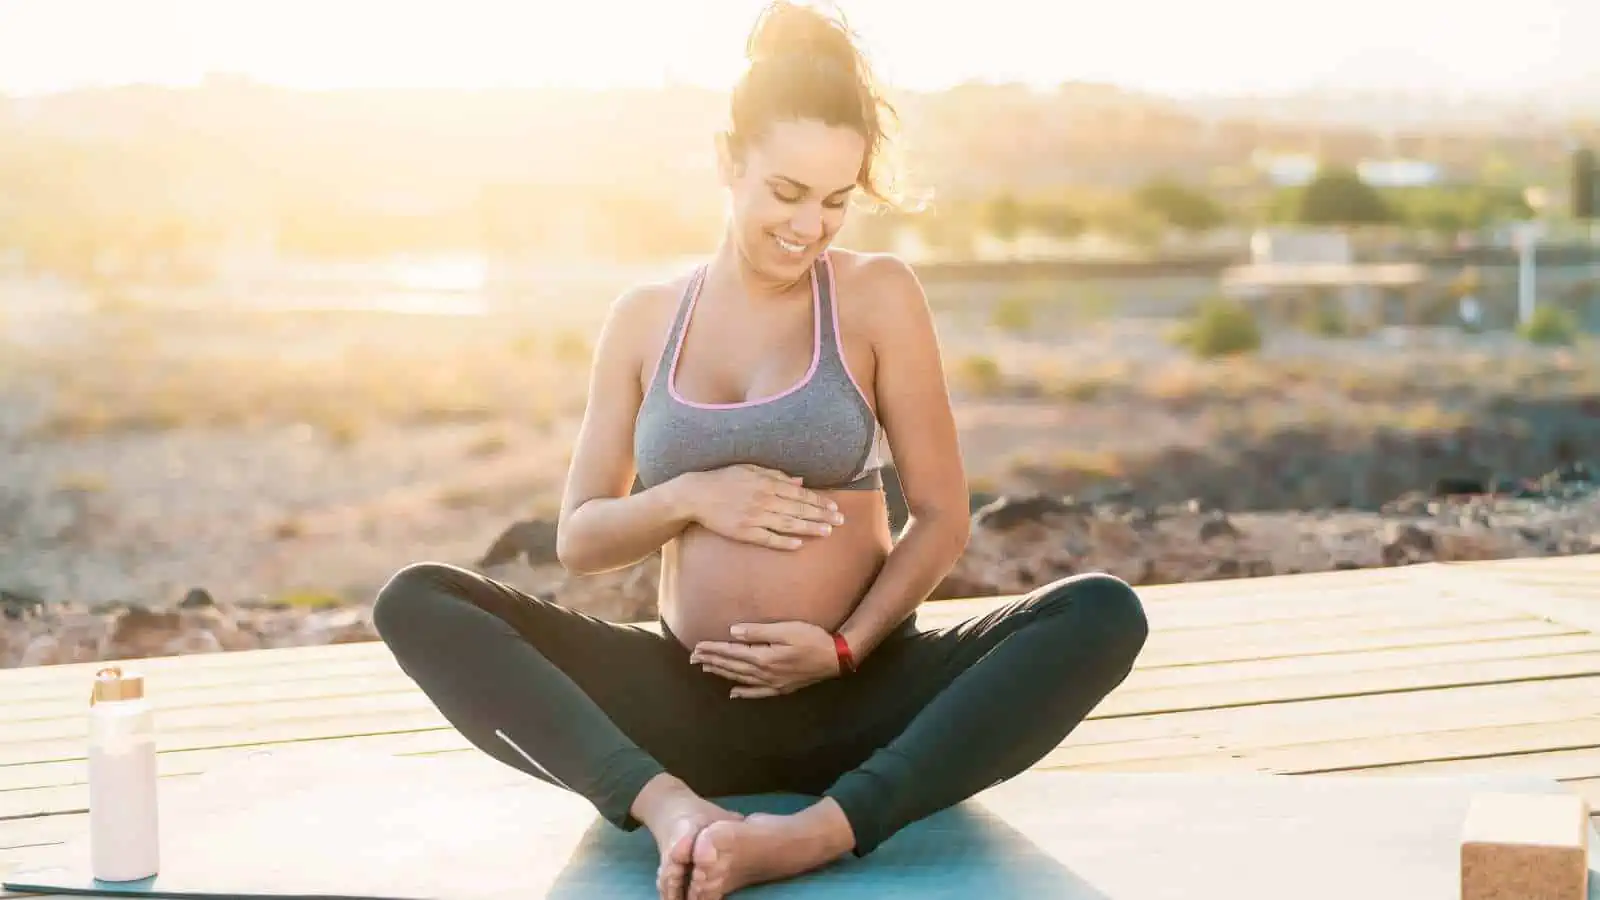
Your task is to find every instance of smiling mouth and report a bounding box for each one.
[772,234,809,255]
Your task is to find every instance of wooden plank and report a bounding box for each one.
[1051,717,1600,776]
[0,650,409,707]
[2,690,439,748]
[0,729,469,797]
[3,669,412,724]
[0,738,520,824]
[1432,562,1600,637]
[1100,651,1600,718]
[1,814,83,853]
[0,710,450,768]
[1044,677,1600,766]
[1333,746,1600,781]
[0,640,398,687]
[1462,555,1600,573]
[1562,777,1600,815]
[1126,633,1600,689]
[1138,618,1576,668]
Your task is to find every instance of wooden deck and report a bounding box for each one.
[3,555,1599,896]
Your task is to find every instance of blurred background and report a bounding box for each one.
[3,0,1599,666]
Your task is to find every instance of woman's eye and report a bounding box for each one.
[773,190,802,204]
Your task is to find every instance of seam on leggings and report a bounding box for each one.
[495,728,576,792]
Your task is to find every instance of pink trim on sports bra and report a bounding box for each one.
[824,252,876,417]
[666,261,823,410]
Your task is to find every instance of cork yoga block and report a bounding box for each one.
[1460,791,1592,900]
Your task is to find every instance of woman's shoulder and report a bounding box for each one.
[612,267,697,320]
[595,267,699,364]
[826,247,916,281]
[826,248,928,329]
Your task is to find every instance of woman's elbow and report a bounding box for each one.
[554,518,596,576]
[908,500,971,551]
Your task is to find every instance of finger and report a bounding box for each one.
[730,686,782,699]
[699,661,768,686]
[751,511,833,538]
[771,497,843,525]
[773,481,838,515]
[738,527,803,550]
[694,642,771,666]
[729,622,790,644]
[692,645,773,677]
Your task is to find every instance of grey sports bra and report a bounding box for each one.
[634,252,886,492]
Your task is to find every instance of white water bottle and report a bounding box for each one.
[87,666,160,882]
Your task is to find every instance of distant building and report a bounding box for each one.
[1252,153,1441,188]
[1357,159,1441,187]
[1220,227,1430,328]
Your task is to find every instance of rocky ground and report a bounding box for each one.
[5,461,1595,668]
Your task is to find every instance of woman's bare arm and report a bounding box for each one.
[836,256,972,660]
[555,285,696,575]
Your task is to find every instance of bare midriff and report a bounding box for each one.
[657,488,894,650]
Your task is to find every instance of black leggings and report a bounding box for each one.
[371,562,1149,857]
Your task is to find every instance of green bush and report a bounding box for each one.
[990,296,1034,334]
[1518,305,1578,346]
[954,354,1004,394]
[1173,298,1262,358]
[1301,301,1348,337]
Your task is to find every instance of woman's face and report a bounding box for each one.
[721,117,867,282]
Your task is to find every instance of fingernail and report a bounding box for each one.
[820,524,832,535]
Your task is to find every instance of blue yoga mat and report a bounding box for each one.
[5,747,1597,899]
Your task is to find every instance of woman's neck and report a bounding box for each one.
[709,232,809,304]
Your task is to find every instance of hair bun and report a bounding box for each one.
[745,1,860,72]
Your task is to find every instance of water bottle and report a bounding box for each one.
[87,666,160,882]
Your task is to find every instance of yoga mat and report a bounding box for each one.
[5,745,1598,899]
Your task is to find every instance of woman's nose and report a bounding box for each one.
[789,206,823,240]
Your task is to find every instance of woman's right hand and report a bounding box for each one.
[679,464,844,549]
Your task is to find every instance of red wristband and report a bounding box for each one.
[833,632,856,674]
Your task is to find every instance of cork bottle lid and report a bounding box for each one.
[90,666,146,704]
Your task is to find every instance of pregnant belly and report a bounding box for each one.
[658,489,894,651]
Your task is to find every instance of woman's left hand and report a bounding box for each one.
[690,621,844,698]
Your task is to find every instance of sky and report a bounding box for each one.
[0,0,1594,99]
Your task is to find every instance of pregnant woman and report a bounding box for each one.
[373,3,1150,898]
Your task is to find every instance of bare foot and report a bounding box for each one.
[631,776,743,900]
[686,801,856,900]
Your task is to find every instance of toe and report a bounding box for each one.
[671,831,696,865]
[661,866,686,900]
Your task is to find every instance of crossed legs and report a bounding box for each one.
[373,563,1149,896]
